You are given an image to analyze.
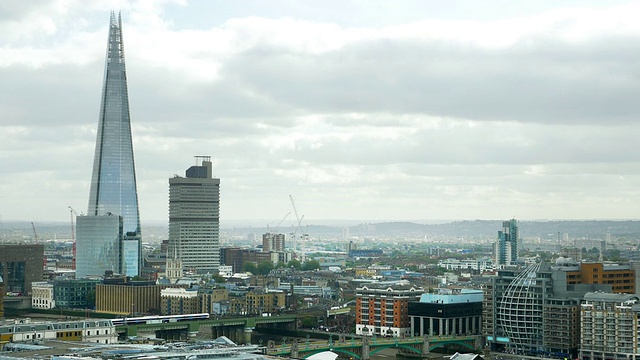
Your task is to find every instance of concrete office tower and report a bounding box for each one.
[169,156,220,273]
[262,233,285,252]
[495,218,519,266]
[80,12,142,277]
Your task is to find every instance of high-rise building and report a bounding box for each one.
[169,156,220,273]
[0,244,44,295]
[76,214,123,277]
[77,12,142,278]
[262,233,285,252]
[495,218,519,266]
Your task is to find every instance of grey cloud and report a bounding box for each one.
[215,35,640,124]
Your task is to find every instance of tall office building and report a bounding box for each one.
[262,233,285,252]
[77,12,142,278]
[169,156,220,273]
[495,218,519,266]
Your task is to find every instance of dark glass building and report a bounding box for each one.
[0,244,44,295]
[79,11,142,277]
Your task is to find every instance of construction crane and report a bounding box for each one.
[69,206,79,270]
[274,211,291,233]
[289,195,304,252]
[32,222,47,270]
[31,222,39,243]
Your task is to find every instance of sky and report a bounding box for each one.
[1,0,640,224]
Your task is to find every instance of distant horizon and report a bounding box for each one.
[3,217,640,228]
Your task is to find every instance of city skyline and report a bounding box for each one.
[2,1,640,223]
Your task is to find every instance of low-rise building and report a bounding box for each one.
[409,288,482,337]
[355,283,424,337]
[229,289,285,316]
[199,287,229,314]
[31,282,55,309]
[160,288,199,315]
[580,292,640,360]
[53,278,99,309]
[0,318,116,348]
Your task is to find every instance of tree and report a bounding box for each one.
[243,262,257,274]
[287,259,302,270]
[302,259,320,271]
[257,261,275,275]
[86,289,96,309]
[212,274,226,283]
[276,261,286,268]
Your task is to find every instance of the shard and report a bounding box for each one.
[79,11,141,277]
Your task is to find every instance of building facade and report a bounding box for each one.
[495,219,519,267]
[81,11,142,278]
[53,278,99,309]
[262,233,285,252]
[580,292,640,360]
[228,289,285,316]
[0,244,44,295]
[355,283,424,337]
[484,261,615,359]
[96,279,174,315]
[566,262,635,294]
[160,288,199,315]
[199,287,229,314]
[169,156,220,274]
[75,214,123,278]
[409,289,482,337]
[31,282,55,309]
[0,319,116,347]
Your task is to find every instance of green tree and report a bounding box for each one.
[86,289,96,309]
[243,262,258,274]
[212,274,226,283]
[302,259,320,271]
[276,261,286,268]
[257,261,275,275]
[287,259,302,270]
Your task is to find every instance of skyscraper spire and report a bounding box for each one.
[80,11,142,277]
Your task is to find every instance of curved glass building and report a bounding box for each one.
[495,262,549,354]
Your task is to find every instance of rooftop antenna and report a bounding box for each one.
[194,155,211,165]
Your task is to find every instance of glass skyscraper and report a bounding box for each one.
[75,215,123,277]
[496,218,519,266]
[77,12,141,277]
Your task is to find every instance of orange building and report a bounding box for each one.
[565,262,634,294]
[355,283,423,338]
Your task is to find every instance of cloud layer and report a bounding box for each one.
[2,0,640,224]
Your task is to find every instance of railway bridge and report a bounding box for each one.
[265,335,480,360]
[115,315,297,343]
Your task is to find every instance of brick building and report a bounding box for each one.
[355,283,424,337]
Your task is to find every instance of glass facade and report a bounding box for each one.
[497,218,519,266]
[83,12,142,277]
[122,240,140,277]
[76,215,123,278]
[53,279,99,309]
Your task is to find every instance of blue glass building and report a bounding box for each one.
[78,12,142,277]
[76,214,123,277]
[496,218,519,266]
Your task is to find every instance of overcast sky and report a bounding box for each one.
[2,0,640,225]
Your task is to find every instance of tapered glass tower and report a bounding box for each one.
[82,11,141,277]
